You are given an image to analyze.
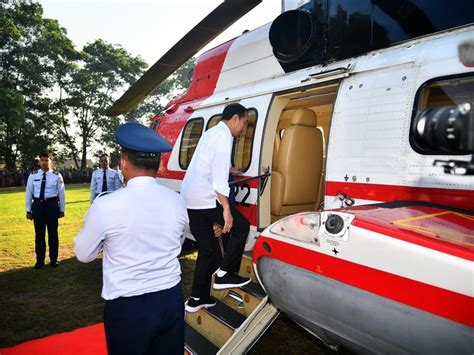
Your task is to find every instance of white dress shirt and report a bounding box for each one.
[25,170,66,212]
[74,176,189,300]
[181,121,233,209]
[90,168,121,202]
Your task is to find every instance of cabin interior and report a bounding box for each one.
[265,82,339,224]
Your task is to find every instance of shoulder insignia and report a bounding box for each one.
[53,171,59,175]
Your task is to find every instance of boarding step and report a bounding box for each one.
[185,299,246,348]
[185,253,279,354]
[218,299,279,354]
[211,281,266,316]
[238,251,257,283]
[184,323,219,355]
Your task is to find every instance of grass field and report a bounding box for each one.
[0,184,327,353]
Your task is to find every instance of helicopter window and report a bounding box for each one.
[206,114,222,130]
[417,75,474,111]
[179,117,204,169]
[232,108,258,172]
[411,74,474,154]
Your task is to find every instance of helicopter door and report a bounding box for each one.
[259,82,341,227]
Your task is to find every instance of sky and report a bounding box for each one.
[40,0,282,68]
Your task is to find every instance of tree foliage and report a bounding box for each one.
[0,1,77,169]
[1,1,195,171]
[47,39,148,169]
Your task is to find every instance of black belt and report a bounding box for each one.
[34,196,58,202]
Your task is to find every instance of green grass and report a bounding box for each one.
[0,185,326,353]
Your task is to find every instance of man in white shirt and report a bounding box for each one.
[90,153,121,202]
[181,103,251,313]
[25,152,65,269]
[74,123,188,355]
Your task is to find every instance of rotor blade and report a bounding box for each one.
[107,0,262,116]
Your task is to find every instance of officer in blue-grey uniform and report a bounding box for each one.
[25,152,65,269]
[74,123,188,355]
[90,153,121,203]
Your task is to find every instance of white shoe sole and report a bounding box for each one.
[185,302,216,313]
[213,278,251,290]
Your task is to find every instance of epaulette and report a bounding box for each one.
[53,171,59,175]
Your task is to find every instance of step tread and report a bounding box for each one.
[241,281,266,299]
[184,323,219,355]
[205,299,247,330]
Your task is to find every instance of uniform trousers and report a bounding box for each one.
[104,282,184,355]
[188,203,250,299]
[31,197,59,264]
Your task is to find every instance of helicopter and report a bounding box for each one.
[108,0,474,353]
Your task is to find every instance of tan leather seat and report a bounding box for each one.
[271,108,323,220]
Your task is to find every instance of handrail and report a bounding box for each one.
[228,171,271,187]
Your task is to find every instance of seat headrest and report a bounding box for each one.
[291,108,317,127]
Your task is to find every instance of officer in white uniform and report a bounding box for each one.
[26,152,65,269]
[90,153,121,202]
[74,123,188,355]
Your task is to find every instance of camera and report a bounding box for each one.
[412,103,474,155]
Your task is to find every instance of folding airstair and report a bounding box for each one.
[184,251,280,354]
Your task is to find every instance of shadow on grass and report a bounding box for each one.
[0,257,103,348]
[0,248,200,348]
[0,246,339,354]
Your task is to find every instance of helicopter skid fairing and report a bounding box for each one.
[256,257,473,354]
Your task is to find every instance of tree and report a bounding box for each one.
[0,1,78,169]
[100,57,195,165]
[50,39,148,170]
[1,1,195,171]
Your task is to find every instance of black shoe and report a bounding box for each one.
[213,273,251,290]
[34,262,44,269]
[185,296,216,313]
[50,262,59,268]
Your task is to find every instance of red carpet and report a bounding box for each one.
[1,323,106,355]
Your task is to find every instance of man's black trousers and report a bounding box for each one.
[31,197,59,264]
[188,203,250,299]
[104,282,184,355]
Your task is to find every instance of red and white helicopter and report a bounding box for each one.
[109,0,473,353]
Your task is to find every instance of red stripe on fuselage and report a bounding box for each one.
[253,236,473,327]
[325,181,474,211]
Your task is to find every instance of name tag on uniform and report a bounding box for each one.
[34,179,40,181]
